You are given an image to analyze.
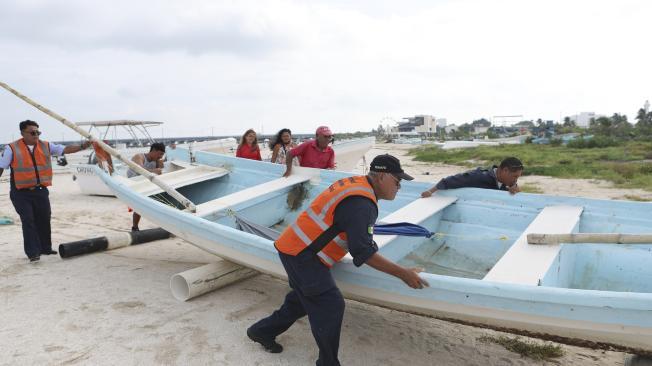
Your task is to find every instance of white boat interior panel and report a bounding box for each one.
[483,205,584,285]
[126,165,230,197]
[196,175,312,217]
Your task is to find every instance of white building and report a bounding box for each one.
[435,118,447,128]
[571,112,597,128]
[396,115,438,135]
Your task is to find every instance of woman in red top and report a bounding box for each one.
[236,128,262,161]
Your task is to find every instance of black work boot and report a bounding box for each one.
[247,327,283,353]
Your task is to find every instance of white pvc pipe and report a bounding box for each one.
[170,261,258,301]
[528,233,652,245]
[105,232,133,250]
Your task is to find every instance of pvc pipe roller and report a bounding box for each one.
[528,233,652,245]
[59,228,171,258]
[170,261,259,301]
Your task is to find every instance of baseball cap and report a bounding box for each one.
[316,126,333,136]
[369,154,414,181]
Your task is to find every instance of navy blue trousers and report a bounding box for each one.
[9,187,52,258]
[250,250,345,366]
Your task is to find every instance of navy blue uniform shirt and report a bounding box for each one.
[333,195,379,267]
[435,166,508,191]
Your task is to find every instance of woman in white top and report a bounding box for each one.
[270,128,298,165]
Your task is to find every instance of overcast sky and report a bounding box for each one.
[1,0,650,141]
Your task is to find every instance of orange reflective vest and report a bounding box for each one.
[275,176,377,267]
[9,139,53,189]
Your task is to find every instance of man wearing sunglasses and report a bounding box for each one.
[0,120,90,262]
[282,125,335,177]
[421,157,524,197]
[249,154,428,366]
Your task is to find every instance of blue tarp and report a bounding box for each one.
[372,222,433,238]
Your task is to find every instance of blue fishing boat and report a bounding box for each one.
[97,147,652,354]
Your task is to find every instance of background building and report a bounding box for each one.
[570,112,596,128]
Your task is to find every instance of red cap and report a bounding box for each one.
[316,126,332,136]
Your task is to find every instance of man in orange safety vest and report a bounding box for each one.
[248,154,429,366]
[0,120,90,262]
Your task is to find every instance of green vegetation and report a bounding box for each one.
[566,136,621,149]
[623,195,652,202]
[478,335,565,361]
[410,141,652,191]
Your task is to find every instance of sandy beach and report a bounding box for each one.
[1,143,645,365]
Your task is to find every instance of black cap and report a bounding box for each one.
[369,154,414,181]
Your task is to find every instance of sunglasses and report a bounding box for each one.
[25,130,42,136]
[387,173,401,187]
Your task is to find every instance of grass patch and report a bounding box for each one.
[410,141,652,191]
[478,335,565,361]
[623,195,652,202]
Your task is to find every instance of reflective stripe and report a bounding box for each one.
[12,166,39,173]
[288,222,337,266]
[306,208,348,250]
[11,143,24,167]
[290,222,313,246]
[317,251,335,266]
[318,186,375,218]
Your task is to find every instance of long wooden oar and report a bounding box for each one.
[528,233,652,245]
[0,81,197,213]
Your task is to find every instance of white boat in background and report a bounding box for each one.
[330,136,375,171]
[70,120,237,196]
[260,136,375,172]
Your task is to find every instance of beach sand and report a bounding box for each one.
[0,144,643,365]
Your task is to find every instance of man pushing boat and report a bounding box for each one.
[248,154,428,366]
[421,157,524,197]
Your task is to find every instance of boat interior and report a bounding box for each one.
[146,149,652,294]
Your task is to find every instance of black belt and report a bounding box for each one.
[17,185,46,191]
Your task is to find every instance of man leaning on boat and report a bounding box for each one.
[421,157,524,197]
[127,143,165,231]
[282,125,335,177]
[248,154,429,366]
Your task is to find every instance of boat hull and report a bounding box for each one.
[97,150,652,354]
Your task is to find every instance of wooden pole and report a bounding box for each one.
[528,233,652,245]
[0,81,197,212]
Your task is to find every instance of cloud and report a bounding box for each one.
[0,0,302,56]
[1,0,651,143]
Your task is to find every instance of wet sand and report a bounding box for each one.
[1,144,643,365]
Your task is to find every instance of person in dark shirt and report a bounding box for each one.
[421,157,524,197]
[247,154,428,366]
